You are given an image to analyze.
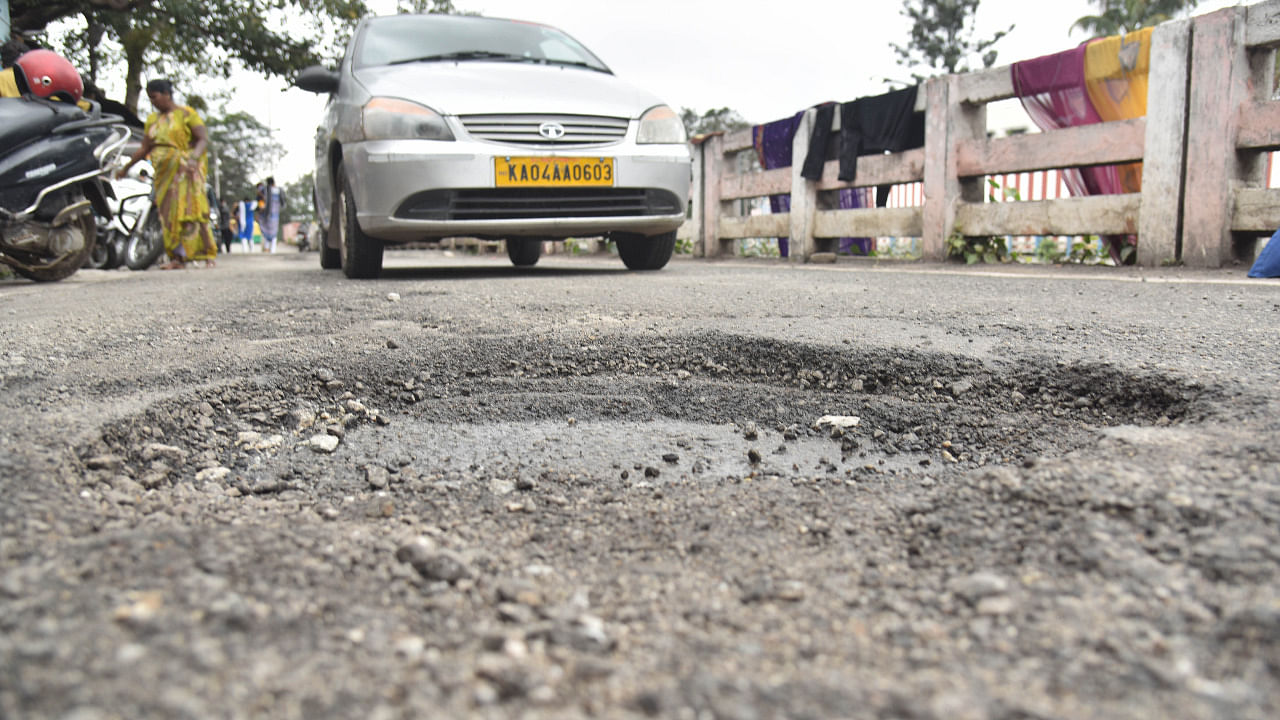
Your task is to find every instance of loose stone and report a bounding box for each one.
[308,434,340,454]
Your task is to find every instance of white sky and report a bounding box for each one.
[224,0,1249,183]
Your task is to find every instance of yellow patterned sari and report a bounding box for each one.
[144,106,216,262]
[1084,27,1153,193]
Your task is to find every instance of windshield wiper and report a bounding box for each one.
[388,50,523,65]
[539,58,610,73]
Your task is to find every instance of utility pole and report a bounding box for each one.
[211,149,221,201]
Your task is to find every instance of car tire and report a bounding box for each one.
[506,239,542,267]
[614,230,676,271]
[335,163,383,279]
[319,222,341,269]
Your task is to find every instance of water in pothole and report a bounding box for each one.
[344,418,936,481]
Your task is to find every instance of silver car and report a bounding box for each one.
[296,13,692,278]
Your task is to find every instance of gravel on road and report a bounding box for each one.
[2,250,1278,719]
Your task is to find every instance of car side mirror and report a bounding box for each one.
[296,65,340,94]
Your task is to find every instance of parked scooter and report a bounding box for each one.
[296,221,320,252]
[85,160,152,270]
[122,189,164,270]
[0,97,130,281]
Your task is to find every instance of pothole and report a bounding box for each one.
[77,332,1212,490]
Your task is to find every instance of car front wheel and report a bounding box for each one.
[335,162,383,279]
[614,230,676,271]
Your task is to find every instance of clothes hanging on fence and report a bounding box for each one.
[800,103,836,181]
[1012,35,1152,263]
[836,86,926,196]
[1083,27,1153,193]
[752,108,872,256]
[797,103,874,255]
[838,187,874,255]
[1010,43,1121,198]
[752,111,804,257]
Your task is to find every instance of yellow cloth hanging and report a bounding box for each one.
[1084,27,1154,192]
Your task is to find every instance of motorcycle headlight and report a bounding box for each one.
[362,97,455,141]
[637,105,686,145]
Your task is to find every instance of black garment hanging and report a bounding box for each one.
[800,103,837,181]
[838,86,925,206]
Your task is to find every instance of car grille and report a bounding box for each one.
[395,188,682,221]
[457,114,629,146]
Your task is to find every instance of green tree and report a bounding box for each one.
[282,172,315,226]
[680,107,751,139]
[205,111,284,205]
[891,0,1012,81]
[393,0,463,12]
[1072,0,1200,38]
[11,0,369,113]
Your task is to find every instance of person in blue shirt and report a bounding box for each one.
[238,195,256,253]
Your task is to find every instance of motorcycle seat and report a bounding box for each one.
[0,97,88,154]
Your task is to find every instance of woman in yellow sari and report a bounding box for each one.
[117,79,217,269]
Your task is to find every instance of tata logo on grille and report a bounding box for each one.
[538,122,566,140]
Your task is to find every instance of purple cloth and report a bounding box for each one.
[753,109,871,257]
[753,112,803,257]
[1011,44,1122,198]
[837,187,872,255]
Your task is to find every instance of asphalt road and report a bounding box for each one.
[2,249,1278,719]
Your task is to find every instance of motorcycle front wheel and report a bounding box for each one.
[84,230,117,270]
[125,208,165,270]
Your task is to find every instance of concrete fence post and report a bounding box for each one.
[688,138,706,257]
[1182,6,1261,266]
[700,133,728,258]
[789,108,818,261]
[921,77,951,260]
[1137,19,1193,267]
[942,73,988,256]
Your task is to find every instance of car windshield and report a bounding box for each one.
[355,15,611,73]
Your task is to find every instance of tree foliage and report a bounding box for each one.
[205,111,284,205]
[11,0,369,113]
[891,0,1012,82]
[681,107,751,139]
[393,0,464,13]
[1072,0,1200,38]
[281,172,316,226]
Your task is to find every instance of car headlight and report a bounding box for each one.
[362,97,455,141]
[637,105,686,144]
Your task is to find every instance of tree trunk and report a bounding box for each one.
[84,15,105,86]
[121,25,151,115]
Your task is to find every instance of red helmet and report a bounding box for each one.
[14,49,84,103]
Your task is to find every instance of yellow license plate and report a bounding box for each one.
[495,157,614,187]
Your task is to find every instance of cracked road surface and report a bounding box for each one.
[2,250,1279,719]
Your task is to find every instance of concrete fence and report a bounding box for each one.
[683,1,1280,268]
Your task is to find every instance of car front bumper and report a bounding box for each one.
[344,138,692,242]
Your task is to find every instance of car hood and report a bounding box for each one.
[352,62,667,118]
